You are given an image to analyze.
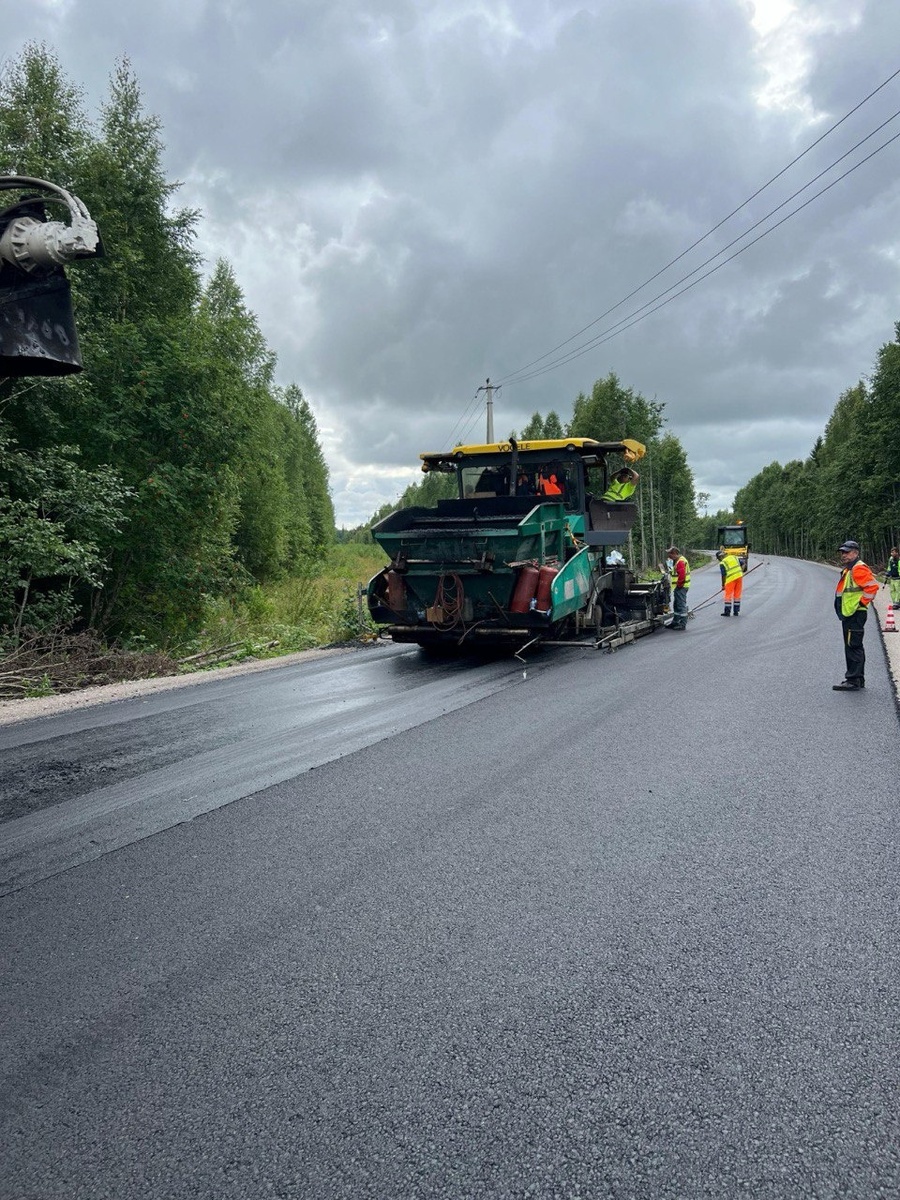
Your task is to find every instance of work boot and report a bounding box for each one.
[721,609,731,616]
[733,605,741,616]
[832,680,863,690]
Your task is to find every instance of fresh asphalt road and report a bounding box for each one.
[2,555,899,1199]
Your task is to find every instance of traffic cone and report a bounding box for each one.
[885,603,897,633]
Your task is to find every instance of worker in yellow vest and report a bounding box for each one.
[883,546,900,607]
[601,467,639,502]
[833,540,879,691]
[716,550,744,616]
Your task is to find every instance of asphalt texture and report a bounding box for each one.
[2,555,900,1199]
[0,644,520,895]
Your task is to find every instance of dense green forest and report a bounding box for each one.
[0,46,334,645]
[346,371,700,569]
[733,324,900,567]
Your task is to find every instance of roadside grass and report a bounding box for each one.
[0,546,389,698]
[172,543,389,671]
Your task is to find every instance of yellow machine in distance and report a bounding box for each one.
[717,521,750,570]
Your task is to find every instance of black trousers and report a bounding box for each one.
[840,606,867,682]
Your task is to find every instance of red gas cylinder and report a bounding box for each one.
[534,564,559,613]
[509,565,540,613]
[386,570,406,613]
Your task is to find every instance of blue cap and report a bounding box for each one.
[839,541,860,552]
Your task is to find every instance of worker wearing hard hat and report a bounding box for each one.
[601,467,639,502]
[833,540,879,691]
[717,549,744,616]
[666,545,690,630]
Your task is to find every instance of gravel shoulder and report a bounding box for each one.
[0,645,354,727]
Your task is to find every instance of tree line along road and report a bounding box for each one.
[1,554,899,1199]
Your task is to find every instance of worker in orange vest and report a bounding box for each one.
[833,539,879,690]
[538,472,562,495]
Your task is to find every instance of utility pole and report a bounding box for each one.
[477,378,497,442]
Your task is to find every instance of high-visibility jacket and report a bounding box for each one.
[720,553,743,584]
[886,554,900,579]
[835,558,879,617]
[601,476,636,502]
[671,555,690,589]
[539,473,562,495]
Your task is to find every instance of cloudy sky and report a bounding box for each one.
[10,0,900,525]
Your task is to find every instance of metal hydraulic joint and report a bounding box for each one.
[0,175,103,376]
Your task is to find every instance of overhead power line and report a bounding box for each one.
[457,393,494,445]
[491,64,900,389]
[443,386,485,448]
[457,412,481,444]
[501,114,900,381]
[505,127,900,386]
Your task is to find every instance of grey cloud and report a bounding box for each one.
[9,0,900,525]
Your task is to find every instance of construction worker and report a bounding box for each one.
[884,546,900,607]
[717,549,744,616]
[833,539,879,691]
[515,470,534,496]
[601,467,639,502]
[538,471,562,495]
[666,545,690,630]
